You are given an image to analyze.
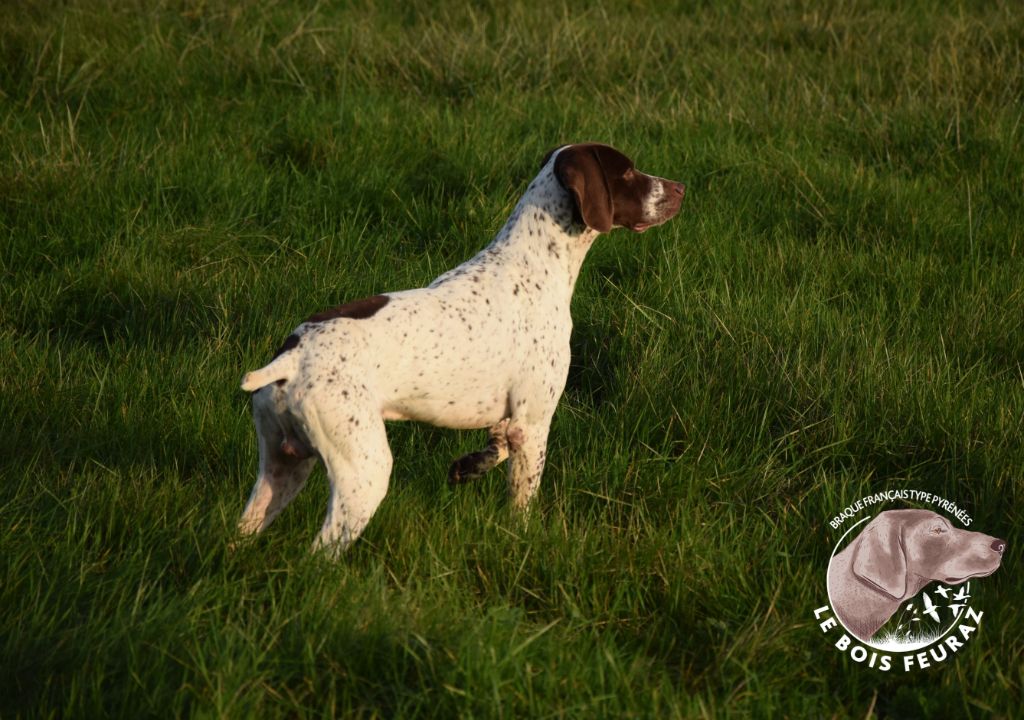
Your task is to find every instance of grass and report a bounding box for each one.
[1,0,1022,716]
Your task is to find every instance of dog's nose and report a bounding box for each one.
[670,181,686,198]
[991,538,1007,554]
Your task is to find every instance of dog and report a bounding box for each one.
[827,509,1006,641]
[236,143,686,554]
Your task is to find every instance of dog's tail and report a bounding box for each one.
[240,350,299,392]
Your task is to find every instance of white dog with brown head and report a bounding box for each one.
[236,144,685,554]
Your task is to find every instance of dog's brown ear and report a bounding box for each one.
[851,511,908,599]
[554,145,613,233]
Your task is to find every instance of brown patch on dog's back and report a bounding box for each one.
[307,294,390,323]
[268,295,390,368]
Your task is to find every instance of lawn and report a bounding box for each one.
[1,1,1022,717]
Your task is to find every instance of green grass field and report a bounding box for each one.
[2,1,1022,717]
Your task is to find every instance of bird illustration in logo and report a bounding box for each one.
[920,592,942,624]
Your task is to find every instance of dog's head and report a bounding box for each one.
[544,143,685,233]
[851,509,1006,599]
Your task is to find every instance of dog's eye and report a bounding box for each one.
[931,526,946,535]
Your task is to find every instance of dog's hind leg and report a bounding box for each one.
[237,392,317,537]
[305,404,393,557]
[448,419,511,485]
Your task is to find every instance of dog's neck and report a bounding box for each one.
[830,569,903,639]
[486,167,600,294]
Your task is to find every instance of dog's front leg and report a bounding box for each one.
[505,421,552,510]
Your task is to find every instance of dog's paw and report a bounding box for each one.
[448,452,489,485]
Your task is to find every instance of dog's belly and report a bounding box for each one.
[381,389,509,429]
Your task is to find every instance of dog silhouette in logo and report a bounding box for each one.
[828,509,1006,642]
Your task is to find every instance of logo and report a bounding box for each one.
[812,490,1005,672]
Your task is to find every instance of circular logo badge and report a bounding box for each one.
[812,490,1005,672]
